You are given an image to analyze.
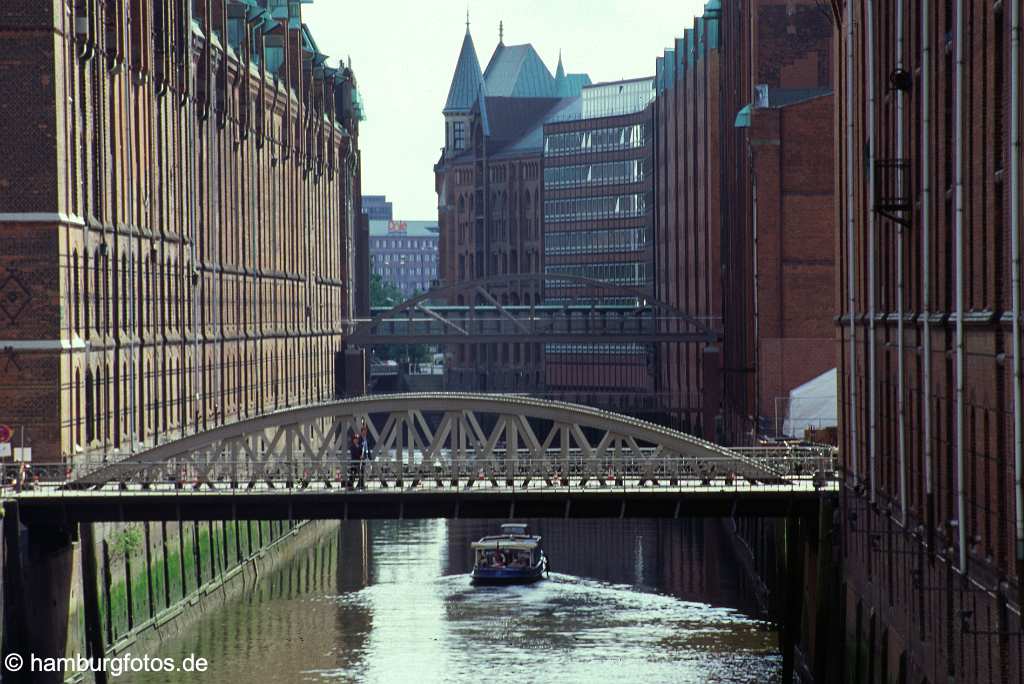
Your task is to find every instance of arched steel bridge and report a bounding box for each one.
[10,394,836,524]
[348,274,721,345]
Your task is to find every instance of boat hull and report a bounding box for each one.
[470,564,546,585]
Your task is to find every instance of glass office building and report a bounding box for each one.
[541,78,656,398]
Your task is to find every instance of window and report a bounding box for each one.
[453,121,466,150]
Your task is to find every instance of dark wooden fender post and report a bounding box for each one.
[781,511,805,684]
[1,502,27,678]
[1,502,76,684]
[812,496,838,683]
[79,523,109,684]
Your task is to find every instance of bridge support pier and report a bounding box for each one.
[2,502,75,684]
[79,524,109,684]
[335,347,368,398]
[781,512,805,683]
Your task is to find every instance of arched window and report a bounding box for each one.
[121,254,128,331]
[72,250,80,335]
[85,369,94,444]
[93,248,103,334]
[145,359,154,438]
[101,364,109,444]
[74,369,82,449]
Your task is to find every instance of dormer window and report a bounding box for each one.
[453,121,466,150]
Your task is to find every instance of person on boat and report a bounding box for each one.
[492,551,505,568]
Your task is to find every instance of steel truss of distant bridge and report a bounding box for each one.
[347,274,721,346]
[11,394,836,523]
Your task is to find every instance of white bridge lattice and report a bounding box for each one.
[71,394,834,490]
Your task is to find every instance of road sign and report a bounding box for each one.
[13,447,31,463]
[0,443,9,458]
[0,425,12,443]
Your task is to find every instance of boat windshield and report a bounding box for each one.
[476,549,533,569]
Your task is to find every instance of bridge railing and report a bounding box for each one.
[7,451,839,496]
[730,446,839,479]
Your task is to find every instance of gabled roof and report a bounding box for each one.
[444,29,485,113]
[562,73,592,97]
[483,44,556,98]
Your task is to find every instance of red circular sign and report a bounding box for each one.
[0,425,11,443]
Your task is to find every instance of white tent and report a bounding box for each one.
[782,368,838,437]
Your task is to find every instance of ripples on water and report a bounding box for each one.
[138,520,781,684]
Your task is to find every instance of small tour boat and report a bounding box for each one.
[470,523,548,585]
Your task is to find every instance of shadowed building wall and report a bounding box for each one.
[0,1,365,466]
[836,1,1024,682]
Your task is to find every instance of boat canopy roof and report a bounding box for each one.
[471,537,540,551]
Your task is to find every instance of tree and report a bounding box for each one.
[368,276,431,365]
[370,273,404,309]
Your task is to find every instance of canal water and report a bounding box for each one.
[137,519,781,683]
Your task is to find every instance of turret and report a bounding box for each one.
[443,17,484,157]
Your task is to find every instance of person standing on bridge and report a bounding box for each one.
[348,434,365,490]
[360,423,370,460]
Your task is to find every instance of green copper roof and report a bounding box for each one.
[563,73,592,96]
[444,29,485,113]
[483,44,556,98]
[553,52,591,97]
[353,87,366,121]
[734,104,751,128]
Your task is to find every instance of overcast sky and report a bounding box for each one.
[303,1,707,219]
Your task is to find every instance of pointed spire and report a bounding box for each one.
[466,9,470,34]
[555,51,576,97]
[499,21,504,45]
[444,20,485,114]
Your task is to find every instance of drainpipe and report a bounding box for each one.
[126,48,137,456]
[1010,0,1023,576]
[921,0,934,541]
[845,0,858,486]
[954,0,967,575]
[896,0,907,524]
[751,150,760,434]
[867,0,877,504]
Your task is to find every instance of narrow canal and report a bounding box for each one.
[136,519,781,683]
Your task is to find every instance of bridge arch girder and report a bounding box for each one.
[77,393,787,486]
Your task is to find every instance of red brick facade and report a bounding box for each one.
[0,1,363,467]
[653,0,835,440]
[748,94,836,432]
[837,1,1024,681]
[435,149,546,392]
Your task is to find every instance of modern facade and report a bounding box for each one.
[0,1,365,466]
[435,24,590,393]
[653,0,835,439]
[369,220,439,297]
[837,2,1024,681]
[362,195,393,221]
[542,80,657,402]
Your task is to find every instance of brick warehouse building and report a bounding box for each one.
[435,24,590,393]
[653,0,835,440]
[836,1,1024,681]
[0,1,366,467]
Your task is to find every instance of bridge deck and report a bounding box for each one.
[8,477,836,524]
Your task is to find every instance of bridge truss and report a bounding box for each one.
[348,274,721,346]
[65,394,834,492]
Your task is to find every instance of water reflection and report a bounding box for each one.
[139,519,780,683]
